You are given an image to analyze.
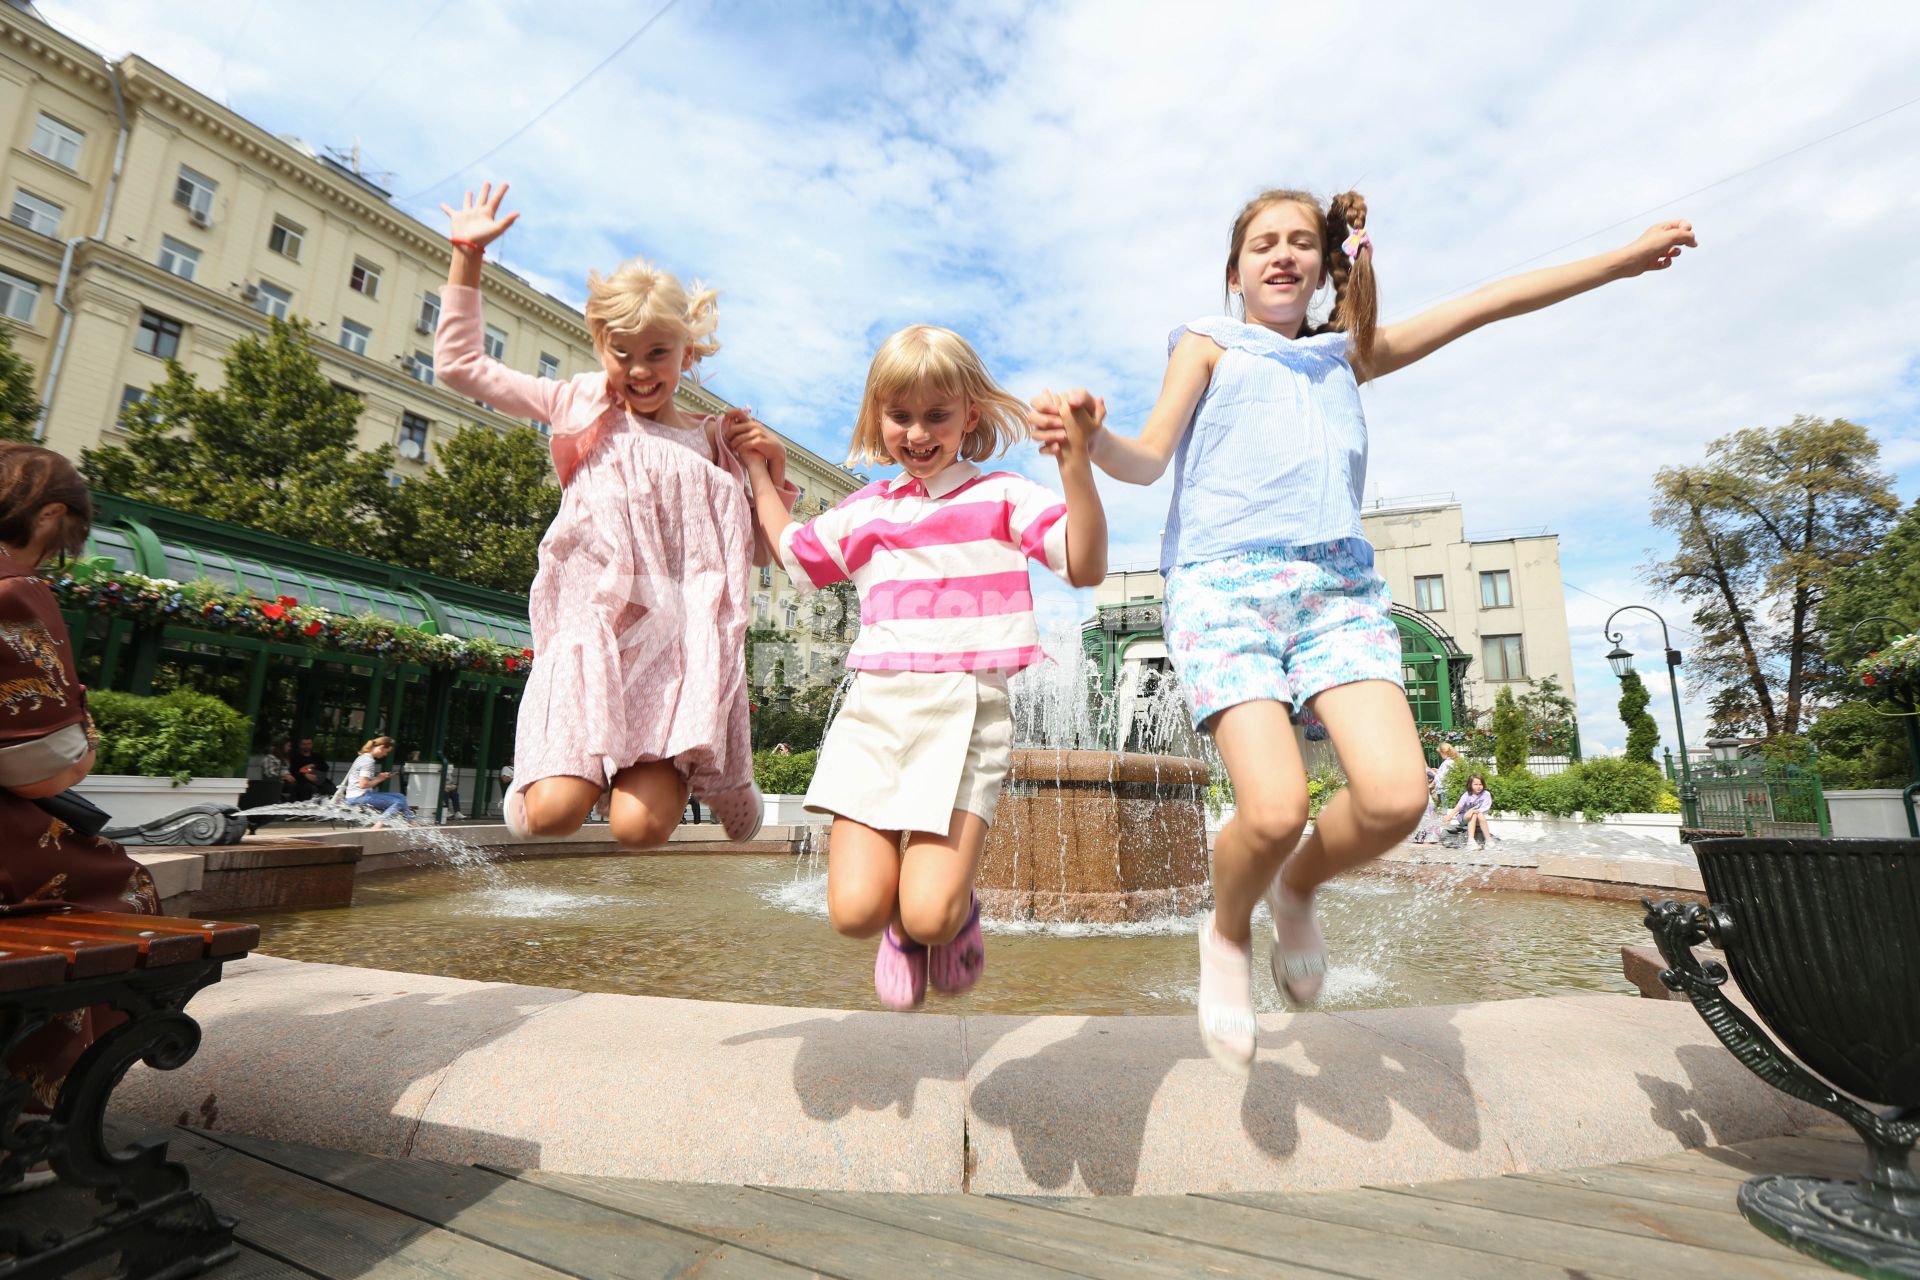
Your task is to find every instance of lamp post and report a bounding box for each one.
[1604,605,1696,823]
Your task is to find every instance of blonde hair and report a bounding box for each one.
[846,325,1026,467]
[359,735,395,755]
[583,257,720,365]
[1439,743,1460,761]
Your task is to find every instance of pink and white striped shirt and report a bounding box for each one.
[778,460,1071,674]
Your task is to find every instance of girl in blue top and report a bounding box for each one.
[1032,189,1693,1073]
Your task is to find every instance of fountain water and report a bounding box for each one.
[981,637,1215,922]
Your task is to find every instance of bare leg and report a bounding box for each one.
[1207,701,1310,945]
[1279,680,1428,898]
[520,774,602,838]
[896,809,989,946]
[605,760,688,850]
[826,817,903,939]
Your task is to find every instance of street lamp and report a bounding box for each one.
[1706,736,1743,764]
[1603,605,1695,821]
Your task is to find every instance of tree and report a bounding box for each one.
[1812,494,1920,783]
[80,318,398,561]
[0,323,39,443]
[1617,670,1660,765]
[391,423,559,592]
[1648,417,1898,737]
[1517,674,1578,755]
[1491,686,1529,777]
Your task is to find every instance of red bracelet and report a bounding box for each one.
[450,238,485,256]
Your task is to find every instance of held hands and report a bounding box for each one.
[1027,389,1106,465]
[441,181,520,251]
[723,408,787,489]
[1616,219,1696,277]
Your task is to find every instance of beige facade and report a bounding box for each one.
[1092,500,1577,722]
[0,5,863,679]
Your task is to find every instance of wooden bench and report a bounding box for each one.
[0,906,258,1279]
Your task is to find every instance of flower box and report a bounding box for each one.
[75,775,248,831]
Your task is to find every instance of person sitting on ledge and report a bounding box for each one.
[1449,774,1495,847]
[343,736,415,827]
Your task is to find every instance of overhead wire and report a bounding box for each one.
[336,0,458,126]
[399,0,686,202]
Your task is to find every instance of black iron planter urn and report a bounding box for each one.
[1643,836,1919,1277]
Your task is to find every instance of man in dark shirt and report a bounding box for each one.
[289,737,333,802]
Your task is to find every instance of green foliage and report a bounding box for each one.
[1453,756,1667,819]
[1517,675,1578,755]
[1492,686,1528,777]
[752,749,818,795]
[1821,496,1920,688]
[89,689,252,782]
[1306,760,1346,818]
[1490,768,1545,816]
[1617,670,1660,765]
[750,679,838,752]
[81,318,399,560]
[390,423,559,592]
[0,322,38,442]
[1649,416,1898,737]
[1805,702,1914,789]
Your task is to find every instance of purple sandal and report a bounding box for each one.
[928,894,985,995]
[874,925,927,1011]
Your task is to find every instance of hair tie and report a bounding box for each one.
[1342,228,1371,260]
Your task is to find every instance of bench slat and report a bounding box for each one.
[10,917,208,966]
[57,913,259,957]
[0,925,141,979]
[0,944,70,991]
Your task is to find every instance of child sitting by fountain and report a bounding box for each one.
[1030,189,1694,1072]
[729,326,1108,1010]
[436,181,796,848]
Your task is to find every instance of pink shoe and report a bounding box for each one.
[928,895,984,995]
[710,782,765,842]
[874,926,927,1011]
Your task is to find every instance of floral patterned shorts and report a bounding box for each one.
[1163,539,1403,731]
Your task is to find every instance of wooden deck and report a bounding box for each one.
[97,1126,1873,1277]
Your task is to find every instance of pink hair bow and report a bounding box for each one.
[1342,228,1371,259]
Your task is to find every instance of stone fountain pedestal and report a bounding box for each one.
[978,748,1210,923]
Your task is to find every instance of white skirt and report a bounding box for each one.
[804,669,1012,834]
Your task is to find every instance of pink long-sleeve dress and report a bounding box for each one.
[436,285,791,840]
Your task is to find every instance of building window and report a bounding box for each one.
[784,601,798,629]
[252,282,292,321]
[338,318,371,356]
[1413,575,1445,613]
[399,412,429,461]
[483,324,507,361]
[118,384,157,428]
[538,352,559,379]
[1479,570,1513,609]
[1481,634,1525,681]
[417,292,440,334]
[268,217,304,260]
[134,309,183,359]
[408,350,434,385]
[349,258,381,299]
[157,236,200,282]
[0,271,40,324]
[30,114,83,169]
[174,166,217,222]
[759,565,772,588]
[8,190,62,237]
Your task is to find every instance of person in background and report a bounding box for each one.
[289,736,332,802]
[1411,743,1460,844]
[1449,774,1495,847]
[343,736,414,826]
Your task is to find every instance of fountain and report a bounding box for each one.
[979,646,1215,923]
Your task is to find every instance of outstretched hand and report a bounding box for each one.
[1618,219,1696,277]
[1028,388,1106,461]
[441,181,520,250]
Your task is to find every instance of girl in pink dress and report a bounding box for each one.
[436,183,794,845]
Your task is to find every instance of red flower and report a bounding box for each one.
[303,620,324,637]
[1864,674,1877,686]
[521,648,534,659]
[504,656,518,671]
[261,604,286,620]
[277,595,299,609]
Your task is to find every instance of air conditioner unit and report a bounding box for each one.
[189,208,211,228]
[239,282,259,302]
[398,438,424,461]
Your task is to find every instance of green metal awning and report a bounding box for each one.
[84,492,532,650]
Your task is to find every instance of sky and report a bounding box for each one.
[37,0,1920,757]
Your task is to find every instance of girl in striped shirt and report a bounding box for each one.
[731,326,1108,1010]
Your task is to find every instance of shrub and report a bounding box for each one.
[1306,761,1347,818]
[1492,686,1528,778]
[89,689,252,783]
[1547,757,1667,820]
[753,749,818,795]
[1491,768,1545,815]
